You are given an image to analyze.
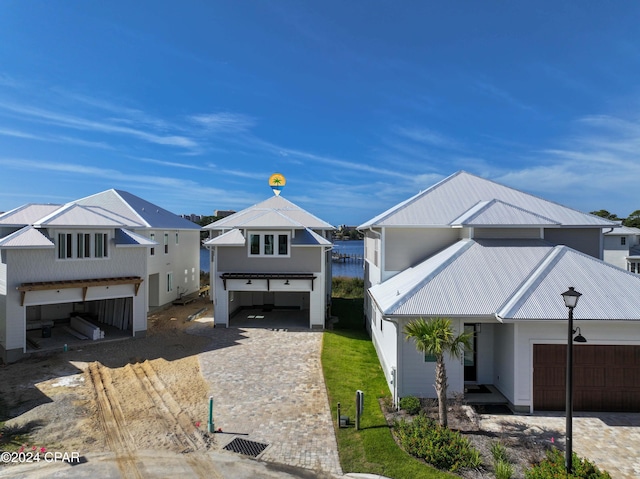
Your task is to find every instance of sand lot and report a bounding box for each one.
[0,298,214,464]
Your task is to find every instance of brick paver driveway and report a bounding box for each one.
[479,411,640,478]
[191,318,342,476]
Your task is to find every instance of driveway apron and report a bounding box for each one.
[195,325,342,476]
[479,411,640,478]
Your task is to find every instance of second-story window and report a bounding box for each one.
[621,237,627,246]
[56,231,108,260]
[248,232,290,257]
[164,233,169,254]
[150,233,155,256]
[94,233,108,258]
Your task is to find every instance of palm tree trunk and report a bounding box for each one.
[435,356,448,427]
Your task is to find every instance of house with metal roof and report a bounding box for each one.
[359,171,640,413]
[603,225,640,273]
[0,190,200,363]
[203,195,334,328]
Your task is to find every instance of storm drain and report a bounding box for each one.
[223,437,269,457]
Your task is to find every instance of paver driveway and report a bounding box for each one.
[479,411,640,478]
[192,320,342,476]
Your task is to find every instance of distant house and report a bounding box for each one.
[0,190,200,363]
[359,171,640,413]
[603,225,640,273]
[203,195,334,328]
[74,190,201,308]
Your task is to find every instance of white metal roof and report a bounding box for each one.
[203,195,334,231]
[74,189,200,230]
[604,225,640,236]
[203,228,246,247]
[359,171,619,229]
[34,204,130,228]
[0,204,61,226]
[451,200,560,227]
[0,226,55,249]
[370,239,640,321]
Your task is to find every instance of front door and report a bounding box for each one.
[464,324,477,382]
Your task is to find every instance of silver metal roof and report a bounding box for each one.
[114,228,157,247]
[604,225,640,236]
[0,204,61,226]
[359,171,619,228]
[203,195,334,231]
[203,228,246,247]
[0,226,54,249]
[34,204,130,228]
[370,239,640,320]
[451,199,559,227]
[291,228,332,246]
[74,189,200,230]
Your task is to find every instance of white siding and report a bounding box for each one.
[493,323,515,405]
[384,227,459,273]
[144,229,199,308]
[603,235,632,270]
[370,306,398,398]
[399,317,464,399]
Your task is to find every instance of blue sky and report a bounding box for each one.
[1,1,640,225]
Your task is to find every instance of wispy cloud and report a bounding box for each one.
[394,126,461,150]
[0,127,114,150]
[189,112,256,132]
[0,102,199,150]
[134,157,210,170]
[475,80,537,113]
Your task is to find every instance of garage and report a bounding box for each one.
[533,344,640,412]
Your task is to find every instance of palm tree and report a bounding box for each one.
[404,317,472,427]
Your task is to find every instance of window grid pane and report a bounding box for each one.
[264,235,274,255]
[278,235,288,255]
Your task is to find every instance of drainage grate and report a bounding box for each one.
[223,438,268,457]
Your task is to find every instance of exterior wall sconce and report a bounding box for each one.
[246,279,252,285]
[284,280,290,285]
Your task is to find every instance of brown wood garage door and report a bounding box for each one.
[533,344,640,412]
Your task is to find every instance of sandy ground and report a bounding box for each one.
[0,297,214,459]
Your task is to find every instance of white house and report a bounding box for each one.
[203,195,334,329]
[74,190,201,308]
[0,190,200,363]
[603,225,640,273]
[359,171,640,413]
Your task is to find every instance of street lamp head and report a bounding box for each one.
[562,287,582,309]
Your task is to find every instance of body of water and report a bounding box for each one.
[200,239,364,278]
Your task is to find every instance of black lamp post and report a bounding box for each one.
[561,286,583,474]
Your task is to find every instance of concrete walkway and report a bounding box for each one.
[190,320,343,476]
[479,411,640,478]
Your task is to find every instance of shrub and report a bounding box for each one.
[394,414,482,472]
[332,276,364,299]
[491,441,510,464]
[495,459,514,479]
[399,396,421,415]
[525,448,611,479]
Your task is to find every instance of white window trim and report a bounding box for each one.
[55,230,110,261]
[247,231,291,258]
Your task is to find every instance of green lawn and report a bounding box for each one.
[323,298,455,479]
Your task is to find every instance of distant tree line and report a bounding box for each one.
[590,209,640,228]
[196,216,221,241]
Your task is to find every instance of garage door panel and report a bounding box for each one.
[534,344,640,412]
